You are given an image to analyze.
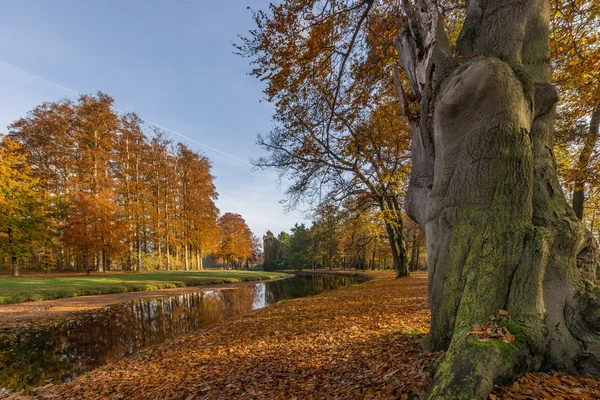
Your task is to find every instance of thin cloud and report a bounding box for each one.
[0,59,251,166]
[140,118,251,165]
[0,59,79,95]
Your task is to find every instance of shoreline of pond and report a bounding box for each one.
[0,270,375,331]
[0,274,293,331]
[0,273,365,394]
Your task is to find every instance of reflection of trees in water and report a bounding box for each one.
[0,329,73,392]
[0,274,358,392]
[264,274,354,305]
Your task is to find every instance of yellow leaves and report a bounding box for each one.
[213,213,256,267]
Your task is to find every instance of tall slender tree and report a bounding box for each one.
[240,3,412,277]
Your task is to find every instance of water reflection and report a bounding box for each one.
[0,274,358,392]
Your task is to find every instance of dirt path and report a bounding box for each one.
[0,276,290,330]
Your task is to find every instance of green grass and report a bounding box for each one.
[0,270,289,304]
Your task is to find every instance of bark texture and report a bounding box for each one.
[394,0,600,398]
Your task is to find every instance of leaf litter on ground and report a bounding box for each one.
[1,270,598,400]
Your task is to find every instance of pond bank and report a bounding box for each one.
[0,273,360,394]
[0,270,288,306]
[0,274,289,330]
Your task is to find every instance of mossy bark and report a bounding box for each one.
[395,0,600,398]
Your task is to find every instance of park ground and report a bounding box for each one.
[0,270,288,305]
[2,270,596,400]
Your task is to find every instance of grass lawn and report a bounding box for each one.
[0,270,289,304]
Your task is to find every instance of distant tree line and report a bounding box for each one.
[0,92,258,276]
[263,202,425,272]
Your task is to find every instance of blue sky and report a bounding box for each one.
[0,0,308,237]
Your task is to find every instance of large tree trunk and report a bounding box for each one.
[395,1,600,398]
[572,105,600,220]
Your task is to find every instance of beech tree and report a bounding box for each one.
[243,0,599,397]
[397,0,599,397]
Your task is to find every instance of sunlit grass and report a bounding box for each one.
[0,270,289,304]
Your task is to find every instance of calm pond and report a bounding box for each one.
[0,273,361,392]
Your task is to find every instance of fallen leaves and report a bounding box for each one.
[1,271,598,400]
[492,371,600,399]
[469,310,516,344]
[23,271,437,400]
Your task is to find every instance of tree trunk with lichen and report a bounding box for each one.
[394,0,600,398]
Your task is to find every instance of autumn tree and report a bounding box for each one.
[310,204,342,270]
[6,93,221,274]
[551,0,600,221]
[243,1,600,398]
[65,93,126,273]
[0,138,50,276]
[214,213,254,269]
[114,112,149,272]
[334,197,392,270]
[239,3,412,278]
[176,143,220,270]
[7,100,77,269]
[146,131,176,270]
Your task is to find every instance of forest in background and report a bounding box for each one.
[0,93,261,276]
[263,206,425,271]
[0,92,417,276]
